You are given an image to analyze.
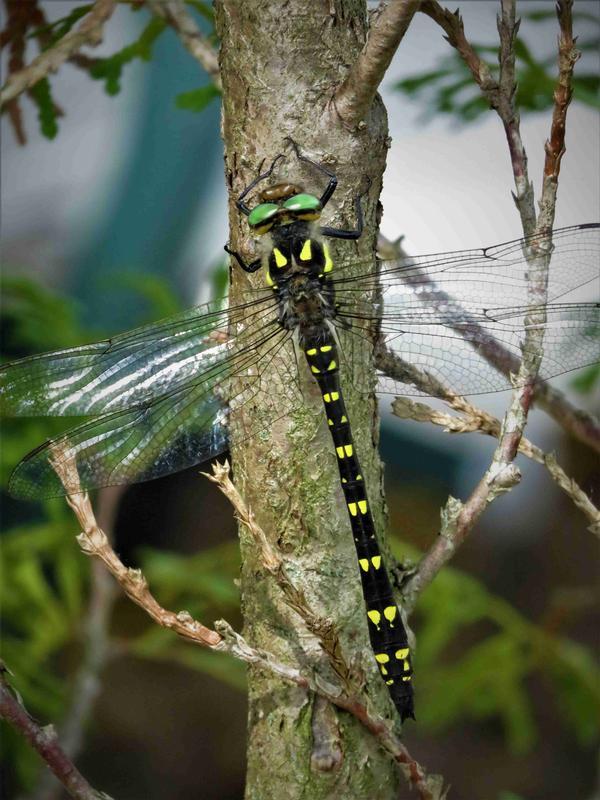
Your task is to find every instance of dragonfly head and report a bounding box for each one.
[248,184,323,235]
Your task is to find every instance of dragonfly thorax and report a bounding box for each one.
[276,271,336,345]
[263,224,336,343]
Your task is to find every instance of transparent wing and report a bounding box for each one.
[8,323,301,499]
[332,223,600,395]
[0,293,277,416]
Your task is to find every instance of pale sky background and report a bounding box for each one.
[1,1,598,535]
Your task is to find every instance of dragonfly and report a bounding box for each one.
[1,139,599,723]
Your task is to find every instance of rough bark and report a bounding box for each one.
[215,2,402,797]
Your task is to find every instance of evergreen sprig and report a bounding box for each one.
[89,16,167,96]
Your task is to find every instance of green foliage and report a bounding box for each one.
[571,363,600,394]
[131,540,246,690]
[393,543,600,753]
[1,275,84,356]
[28,78,59,140]
[394,13,600,123]
[90,16,167,96]
[0,273,240,792]
[28,4,94,47]
[1,276,90,477]
[175,84,221,113]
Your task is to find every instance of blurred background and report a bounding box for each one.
[1,2,599,799]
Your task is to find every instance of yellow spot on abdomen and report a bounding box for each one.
[306,347,317,356]
[383,606,397,625]
[311,365,320,374]
[320,345,332,353]
[273,247,287,268]
[358,500,367,514]
[348,502,357,517]
[371,555,381,569]
[299,240,312,261]
[359,558,370,572]
[395,648,409,660]
[367,610,381,627]
[344,444,353,457]
[375,653,389,664]
[327,360,337,371]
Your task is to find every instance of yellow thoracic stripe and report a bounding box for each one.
[323,243,333,273]
[396,648,409,660]
[273,247,287,268]
[299,240,312,261]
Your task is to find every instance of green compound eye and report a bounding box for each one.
[283,194,322,216]
[248,203,279,232]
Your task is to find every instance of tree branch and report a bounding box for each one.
[32,489,122,800]
[538,0,580,231]
[147,0,221,88]
[0,0,117,109]
[332,0,420,127]
[376,234,600,454]
[391,394,600,537]
[47,448,442,798]
[215,624,445,800]
[0,667,111,800]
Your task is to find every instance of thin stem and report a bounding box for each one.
[377,233,600,453]
[420,0,536,232]
[32,488,122,800]
[0,668,111,800]
[538,0,580,231]
[147,0,221,88]
[48,449,441,797]
[203,461,353,690]
[333,0,420,127]
[390,394,600,539]
[0,0,116,108]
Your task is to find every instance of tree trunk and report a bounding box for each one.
[215,2,402,796]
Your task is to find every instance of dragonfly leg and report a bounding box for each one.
[284,137,338,208]
[224,244,262,273]
[235,153,285,216]
[320,191,364,240]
